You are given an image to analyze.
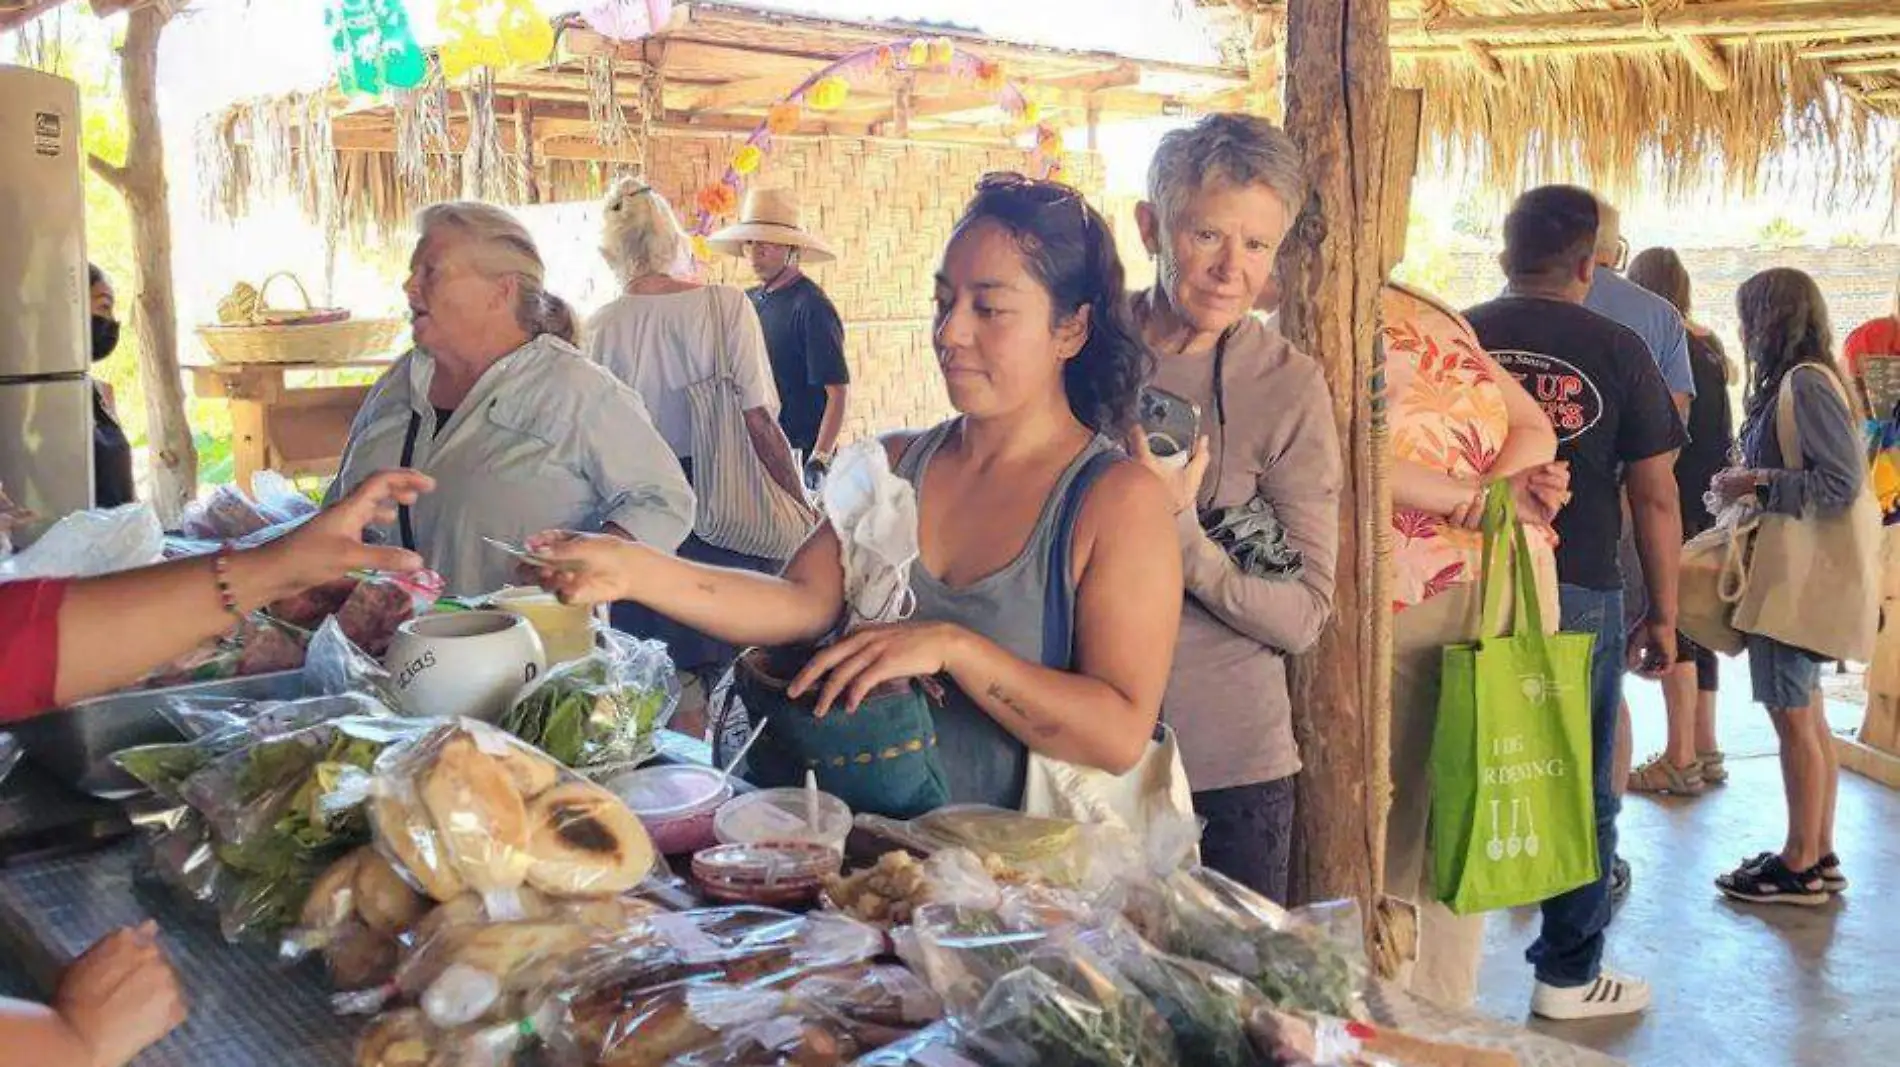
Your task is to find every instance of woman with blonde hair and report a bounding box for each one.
[329,200,693,594]
[585,179,810,698]
[1713,268,1867,906]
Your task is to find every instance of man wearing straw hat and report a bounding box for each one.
[710,188,851,485]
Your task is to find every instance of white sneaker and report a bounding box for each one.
[1530,968,1651,1020]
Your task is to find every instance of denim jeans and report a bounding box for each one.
[1194,776,1298,905]
[1525,584,1624,987]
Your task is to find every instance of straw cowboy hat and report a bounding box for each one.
[706,187,836,263]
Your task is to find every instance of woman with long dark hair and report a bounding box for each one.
[527,175,1182,808]
[1623,248,1735,796]
[1712,268,1866,906]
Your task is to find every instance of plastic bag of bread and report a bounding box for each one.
[364,719,659,917]
[331,886,661,1023]
[662,969,942,1067]
[352,1007,526,1067]
[519,908,885,1066]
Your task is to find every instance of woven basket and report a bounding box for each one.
[198,272,406,366]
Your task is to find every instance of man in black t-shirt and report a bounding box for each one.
[708,189,850,483]
[1463,184,1683,1023]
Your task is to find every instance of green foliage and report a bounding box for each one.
[1756,216,1808,247]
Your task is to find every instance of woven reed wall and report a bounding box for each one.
[642,134,1105,441]
[1426,244,1900,366]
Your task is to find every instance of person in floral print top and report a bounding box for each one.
[1382,280,1569,1009]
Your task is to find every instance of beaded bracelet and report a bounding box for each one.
[211,543,243,618]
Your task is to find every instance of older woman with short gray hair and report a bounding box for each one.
[329,201,693,595]
[1126,113,1343,902]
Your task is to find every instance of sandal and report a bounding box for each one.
[1698,749,1729,785]
[1736,850,1847,893]
[1626,754,1706,796]
[1717,855,1828,906]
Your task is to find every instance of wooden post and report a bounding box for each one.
[89,4,196,520]
[516,95,541,204]
[1276,0,1396,956]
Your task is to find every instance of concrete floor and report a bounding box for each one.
[1473,668,1897,1066]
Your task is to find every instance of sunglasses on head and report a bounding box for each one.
[975,171,1091,231]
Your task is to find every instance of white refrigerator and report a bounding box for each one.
[0,65,93,544]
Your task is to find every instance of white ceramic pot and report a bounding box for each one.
[383,610,547,721]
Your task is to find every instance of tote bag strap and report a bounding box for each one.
[1775,363,1859,471]
[706,286,736,384]
[1474,480,1545,642]
[1040,450,1120,672]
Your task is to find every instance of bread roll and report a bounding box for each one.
[523,782,655,897]
[494,744,559,799]
[355,848,429,936]
[371,792,466,903]
[300,848,365,930]
[355,1008,435,1067]
[419,735,533,894]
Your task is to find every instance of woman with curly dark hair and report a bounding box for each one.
[1125,112,1343,901]
[1712,268,1873,907]
[525,175,1182,811]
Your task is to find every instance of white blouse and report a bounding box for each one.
[327,335,695,595]
[585,285,780,459]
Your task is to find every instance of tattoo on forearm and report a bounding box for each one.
[985,682,1031,720]
[695,580,717,595]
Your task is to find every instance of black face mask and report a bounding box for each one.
[91,315,120,363]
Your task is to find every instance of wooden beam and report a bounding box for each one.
[1280,0,1394,959]
[684,67,823,112]
[1833,56,1900,75]
[1799,38,1900,61]
[1672,33,1733,90]
[1397,26,1892,60]
[1390,0,1900,47]
[1458,39,1508,85]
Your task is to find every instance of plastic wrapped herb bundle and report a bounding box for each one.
[1125,865,1366,1020]
[499,628,678,775]
[1077,920,1280,1067]
[959,938,1177,1067]
[113,700,433,941]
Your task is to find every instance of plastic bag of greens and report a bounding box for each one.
[499,628,677,776]
[960,937,1176,1067]
[1077,919,1278,1067]
[1125,864,1365,1020]
[114,704,430,942]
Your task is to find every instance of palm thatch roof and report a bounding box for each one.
[1202,0,1900,205]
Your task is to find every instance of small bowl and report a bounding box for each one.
[691,841,842,906]
[606,764,733,855]
[715,787,852,853]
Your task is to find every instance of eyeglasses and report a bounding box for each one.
[975,171,1091,232]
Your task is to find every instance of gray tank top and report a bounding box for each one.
[893,420,1117,807]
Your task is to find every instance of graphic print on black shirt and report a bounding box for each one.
[1464,295,1685,591]
[1502,349,1604,443]
[750,276,849,454]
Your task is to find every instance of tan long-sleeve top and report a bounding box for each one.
[1150,315,1344,792]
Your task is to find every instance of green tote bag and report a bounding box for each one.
[1430,482,1599,915]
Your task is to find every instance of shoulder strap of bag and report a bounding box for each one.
[1040,450,1121,671]
[707,286,734,382]
[1775,364,1853,473]
[397,410,423,551]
